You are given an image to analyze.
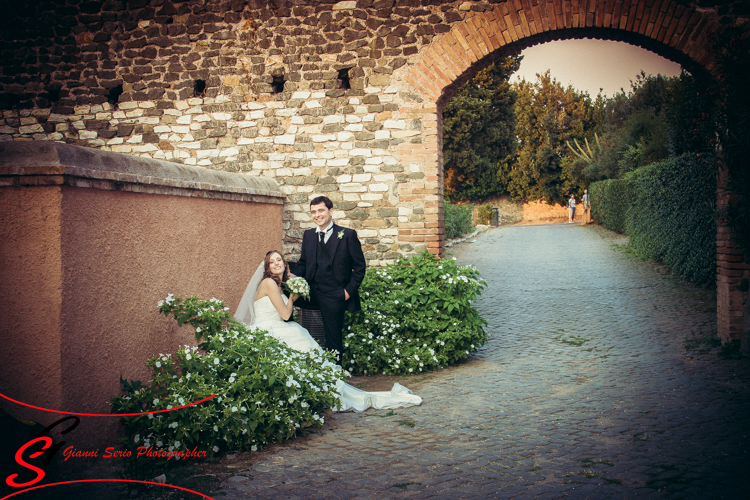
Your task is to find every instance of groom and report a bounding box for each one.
[293,196,366,362]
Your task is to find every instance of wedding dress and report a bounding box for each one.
[234,263,422,412]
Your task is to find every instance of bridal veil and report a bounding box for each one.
[234,261,264,326]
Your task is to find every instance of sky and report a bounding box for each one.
[511,38,683,97]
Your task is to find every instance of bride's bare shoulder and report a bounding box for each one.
[258,277,281,293]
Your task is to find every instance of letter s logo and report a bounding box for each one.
[6,436,53,488]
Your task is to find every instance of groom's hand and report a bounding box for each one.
[344,290,350,300]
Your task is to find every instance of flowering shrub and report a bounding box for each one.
[110,296,343,465]
[343,251,487,375]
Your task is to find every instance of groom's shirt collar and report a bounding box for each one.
[316,221,334,243]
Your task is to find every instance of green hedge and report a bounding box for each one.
[590,153,716,286]
[444,201,474,239]
[588,178,632,234]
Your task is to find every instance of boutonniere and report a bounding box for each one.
[337,229,345,240]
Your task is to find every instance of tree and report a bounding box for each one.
[442,55,521,201]
[501,71,598,205]
[577,71,713,183]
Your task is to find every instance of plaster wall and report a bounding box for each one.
[59,188,281,445]
[0,186,64,425]
[0,142,284,447]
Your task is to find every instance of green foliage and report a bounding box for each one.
[590,153,717,286]
[502,71,598,205]
[566,133,601,163]
[476,203,493,225]
[588,178,632,234]
[343,252,488,375]
[442,56,521,201]
[111,296,342,472]
[580,72,714,183]
[444,201,474,239]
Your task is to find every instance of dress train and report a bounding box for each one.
[249,295,422,412]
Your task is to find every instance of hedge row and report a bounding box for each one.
[589,153,716,286]
[444,201,474,240]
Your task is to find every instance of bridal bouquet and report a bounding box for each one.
[284,276,310,300]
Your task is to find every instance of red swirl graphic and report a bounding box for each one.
[0,479,214,499]
[0,391,215,417]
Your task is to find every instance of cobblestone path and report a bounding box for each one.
[215,224,750,499]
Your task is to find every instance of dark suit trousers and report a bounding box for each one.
[310,285,346,361]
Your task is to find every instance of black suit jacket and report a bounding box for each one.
[293,224,366,313]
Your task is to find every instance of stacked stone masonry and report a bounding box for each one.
[1,0,747,270]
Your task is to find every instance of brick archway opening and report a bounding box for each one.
[398,2,742,342]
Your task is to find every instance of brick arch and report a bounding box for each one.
[406,1,720,105]
[395,1,747,342]
[397,3,725,259]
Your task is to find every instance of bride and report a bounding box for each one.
[234,250,422,412]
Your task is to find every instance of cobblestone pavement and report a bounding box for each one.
[215,224,750,499]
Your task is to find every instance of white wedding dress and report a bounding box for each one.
[249,294,422,412]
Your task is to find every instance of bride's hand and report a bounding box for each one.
[289,293,298,302]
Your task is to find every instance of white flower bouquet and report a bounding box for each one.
[284,276,310,300]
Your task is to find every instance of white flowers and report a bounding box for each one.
[134,434,140,443]
[251,445,258,452]
[285,276,311,300]
[169,422,178,429]
[213,446,219,453]
[214,358,220,365]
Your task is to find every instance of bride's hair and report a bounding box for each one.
[263,250,289,287]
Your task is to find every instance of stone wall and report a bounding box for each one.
[1,0,474,263]
[1,0,747,267]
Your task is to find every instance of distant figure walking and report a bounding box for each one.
[581,189,591,224]
[567,194,576,223]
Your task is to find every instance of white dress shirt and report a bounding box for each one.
[316,221,334,244]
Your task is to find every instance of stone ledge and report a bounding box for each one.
[0,142,284,203]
